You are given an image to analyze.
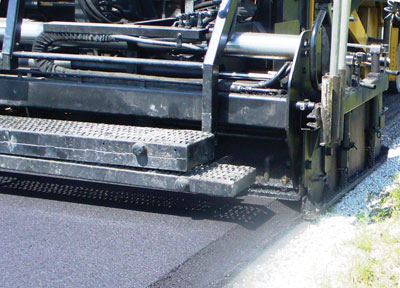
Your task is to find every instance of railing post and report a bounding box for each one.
[201,0,238,133]
[2,0,25,70]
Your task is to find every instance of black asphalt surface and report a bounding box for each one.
[0,173,302,288]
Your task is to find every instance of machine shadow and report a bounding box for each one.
[0,171,278,230]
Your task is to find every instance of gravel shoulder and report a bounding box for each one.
[225,94,400,288]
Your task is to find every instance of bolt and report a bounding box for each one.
[132,143,147,157]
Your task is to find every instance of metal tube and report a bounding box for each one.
[347,43,370,49]
[338,0,352,71]
[371,53,380,73]
[0,18,43,44]
[12,51,204,69]
[383,19,392,45]
[329,0,342,75]
[359,82,376,89]
[225,32,301,59]
[219,72,273,80]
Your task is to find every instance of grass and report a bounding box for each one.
[353,233,373,253]
[350,259,375,286]
[322,214,400,288]
[323,177,400,288]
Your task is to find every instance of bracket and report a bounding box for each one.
[201,0,238,133]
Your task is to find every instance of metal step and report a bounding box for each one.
[0,115,215,172]
[0,154,256,197]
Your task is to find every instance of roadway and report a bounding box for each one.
[0,174,301,288]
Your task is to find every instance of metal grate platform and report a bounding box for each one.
[0,154,256,197]
[0,115,215,172]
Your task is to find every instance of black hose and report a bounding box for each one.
[33,33,117,73]
[78,0,118,23]
[310,9,327,92]
[253,62,292,88]
[32,32,203,75]
[229,86,286,94]
[228,62,292,93]
[111,35,203,50]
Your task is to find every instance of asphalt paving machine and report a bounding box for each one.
[0,0,395,214]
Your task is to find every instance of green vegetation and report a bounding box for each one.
[324,175,400,288]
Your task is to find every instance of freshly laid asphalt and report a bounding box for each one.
[0,173,301,288]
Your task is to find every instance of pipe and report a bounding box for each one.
[253,62,292,88]
[219,72,274,81]
[0,19,43,44]
[12,51,204,69]
[310,10,327,91]
[338,0,352,71]
[329,0,342,75]
[111,34,203,51]
[225,32,301,59]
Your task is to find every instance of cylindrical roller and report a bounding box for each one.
[0,19,43,44]
[225,32,301,59]
[329,0,342,75]
[338,0,352,71]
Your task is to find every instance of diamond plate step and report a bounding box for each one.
[0,115,214,172]
[0,154,256,197]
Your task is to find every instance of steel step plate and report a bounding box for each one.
[0,115,215,172]
[0,154,256,197]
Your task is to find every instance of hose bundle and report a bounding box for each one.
[32,32,116,73]
[32,31,203,74]
[77,0,128,23]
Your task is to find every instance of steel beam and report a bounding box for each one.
[202,0,238,133]
[1,0,25,70]
[0,77,289,129]
[344,73,388,114]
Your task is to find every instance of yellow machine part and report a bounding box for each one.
[349,11,369,45]
[389,27,399,81]
[350,3,399,84]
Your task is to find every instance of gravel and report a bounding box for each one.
[225,107,400,288]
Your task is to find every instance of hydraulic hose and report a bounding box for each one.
[32,32,203,74]
[111,35,203,51]
[32,32,116,73]
[229,62,292,93]
[310,9,327,91]
[253,62,292,88]
[78,0,113,23]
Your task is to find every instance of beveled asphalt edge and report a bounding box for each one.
[148,199,302,288]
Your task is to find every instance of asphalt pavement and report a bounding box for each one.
[0,173,302,288]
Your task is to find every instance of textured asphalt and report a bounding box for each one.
[0,173,302,288]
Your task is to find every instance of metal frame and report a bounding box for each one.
[1,0,24,69]
[0,154,256,197]
[44,22,208,41]
[201,0,238,132]
[0,76,288,129]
